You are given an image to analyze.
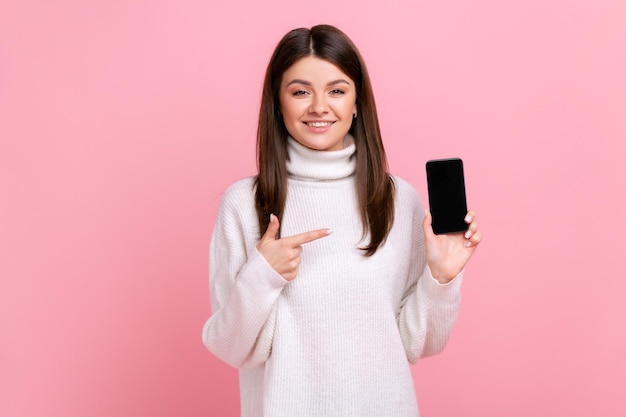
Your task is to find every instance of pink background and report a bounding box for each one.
[1,0,625,416]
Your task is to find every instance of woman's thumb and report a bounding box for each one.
[422,210,435,239]
[262,214,280,241]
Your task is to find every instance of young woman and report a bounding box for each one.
[202,24,482,417]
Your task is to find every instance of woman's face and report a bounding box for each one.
[279,56,357,152]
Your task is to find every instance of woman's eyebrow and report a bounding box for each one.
[327,79,351,86]
[286,79,351,87]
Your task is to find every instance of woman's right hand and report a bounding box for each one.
[256,214,331,281]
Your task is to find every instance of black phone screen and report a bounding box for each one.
[426,158,468,235]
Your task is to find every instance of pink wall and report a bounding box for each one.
[1,0,625,416]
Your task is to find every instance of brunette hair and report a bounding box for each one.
[255,24,395,256]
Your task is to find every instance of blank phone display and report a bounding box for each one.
[426,158,468,235]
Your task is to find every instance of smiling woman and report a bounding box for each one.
[201,24,482,417]
[2,1,624,416]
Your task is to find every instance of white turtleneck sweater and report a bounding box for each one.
[202,137,463,417]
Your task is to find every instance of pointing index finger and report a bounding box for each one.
[283,228,332,246]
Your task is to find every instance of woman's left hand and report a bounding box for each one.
[423,210,482,284]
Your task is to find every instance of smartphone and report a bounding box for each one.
[426,158,468,235]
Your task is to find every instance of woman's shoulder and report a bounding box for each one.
[392,175,423,205]
[217,176,257,210]
[391,175,426,219]
[222,176,256,195]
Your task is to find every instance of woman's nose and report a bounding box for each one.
[308,95,328,115]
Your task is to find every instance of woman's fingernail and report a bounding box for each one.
[464,230,472,239]
[464,214,472,223]
[465,241,472,248]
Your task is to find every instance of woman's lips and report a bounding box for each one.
[303,121,334,133]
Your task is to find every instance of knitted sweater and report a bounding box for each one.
[202,136,463,417]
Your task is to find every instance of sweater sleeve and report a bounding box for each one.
[201,183,289,368]
[394,178,463,363]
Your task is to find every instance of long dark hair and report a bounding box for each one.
[255,24,395,256]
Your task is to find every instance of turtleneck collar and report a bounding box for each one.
[286,135,356,181]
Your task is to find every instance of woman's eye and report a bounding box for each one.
[330,89,345,95]
[292,90,307,96]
